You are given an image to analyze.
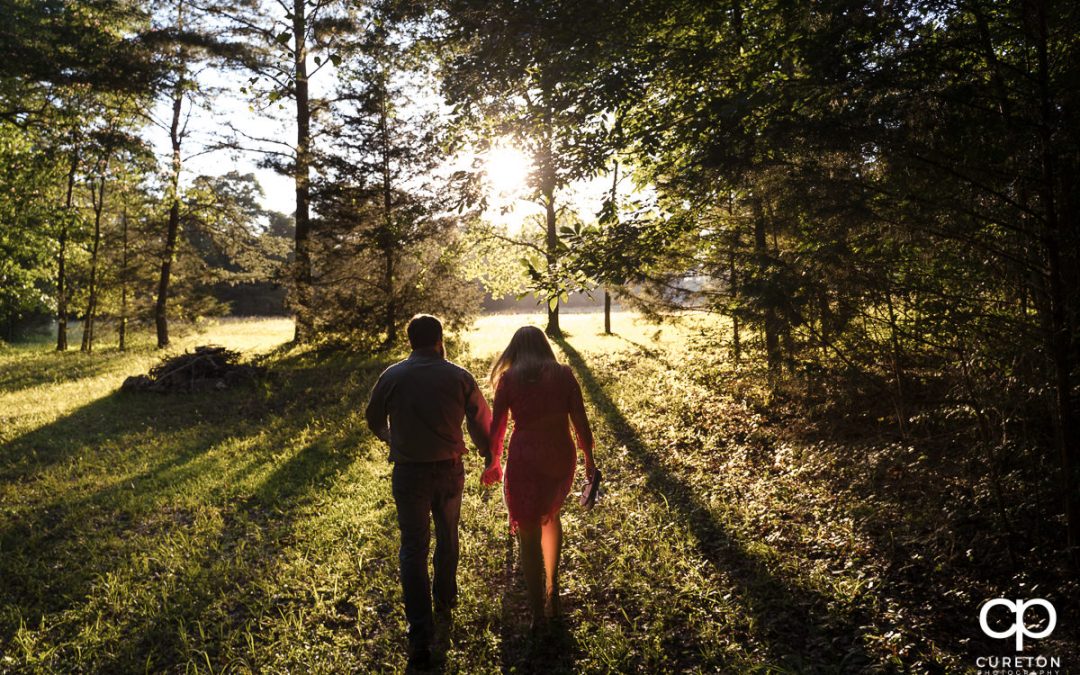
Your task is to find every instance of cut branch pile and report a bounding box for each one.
[122,345,264,394]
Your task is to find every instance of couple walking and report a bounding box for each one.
[364,314,598,671]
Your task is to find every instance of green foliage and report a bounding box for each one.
[220,0,354,117]
[311,6,481,349]
[439,0,622,327]
[514,0,1080,551]
[0,124,62,334]
[0,0,163,102]
[162,172,290,321]
[183,173,287,283]
[458,221,532,301]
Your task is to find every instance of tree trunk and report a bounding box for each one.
[381,250,395,346]
[291,0,314,343]
[1048,246,1079,566]
[730,244,740,364]
[380,72,396,348]
[603,156,618,336]
[56,147,78,351]
[155,89,182,348]
[155,0,185,349]
[544,189,561,337]
[727,194,740,364]
[604,290,611,335]
[753,198,780,372]
[118,203,129,351]
[541,111,561,338]
[81,175,106,354]
[885,287,908,437]
[540,107,565,339]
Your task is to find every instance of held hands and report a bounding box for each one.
[481,460,503,486]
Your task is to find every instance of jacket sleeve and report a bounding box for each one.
[364,371,392,444]
[464,373,492,458]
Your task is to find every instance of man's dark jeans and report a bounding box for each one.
[391,457,464,651]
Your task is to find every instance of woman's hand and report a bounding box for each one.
[584,455,597,481]
[481,461,503,486]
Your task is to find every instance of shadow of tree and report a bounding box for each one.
[0,390,267,626]
[612,334,674,369]
[0,349,388,670]
[554,337,877,672]
[607,336,1080,665]
[0,346,141,395]
[495,529,581,675]
[95,436,361,671]
[0,387,244,483]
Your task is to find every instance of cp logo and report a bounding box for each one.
[979,598,1057,651]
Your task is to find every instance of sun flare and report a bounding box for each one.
[484,146,532,197]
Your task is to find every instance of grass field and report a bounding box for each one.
[1,314,1075,673]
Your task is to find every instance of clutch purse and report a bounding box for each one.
[579,468,601,510]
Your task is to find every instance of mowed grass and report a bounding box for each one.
[3,313,1059,673]
[0,318,294,443]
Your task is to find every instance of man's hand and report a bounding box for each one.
[481,461,503,486]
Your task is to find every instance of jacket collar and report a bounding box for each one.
[409,346,444,361]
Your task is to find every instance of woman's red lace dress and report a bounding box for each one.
[490,364,593,532]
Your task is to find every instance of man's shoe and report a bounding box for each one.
[406,646,433,672]
[434,607,453,652]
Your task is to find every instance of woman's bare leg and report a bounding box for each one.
[517,526,545,626]
[540,511,562,618]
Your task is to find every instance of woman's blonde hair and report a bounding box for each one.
[490,326,558,389]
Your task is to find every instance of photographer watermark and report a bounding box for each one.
[975,598,1061,675]
[980,598,1057,651]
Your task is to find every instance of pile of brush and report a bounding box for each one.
[121,345,263,393]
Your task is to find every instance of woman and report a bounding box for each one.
[481,326,597,630]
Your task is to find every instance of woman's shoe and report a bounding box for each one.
[545,593,561,621]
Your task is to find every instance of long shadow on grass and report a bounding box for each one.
[1,392,232,481]
[495,531,581,674]
[555,337,876,672]
[0,351,388,669]
[612,334,677,371]
[96,435,361,671]
[0,346,135,395]
[0,389,260,629]
[95,354,387,671]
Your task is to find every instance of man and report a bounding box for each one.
[365,314,491,670]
